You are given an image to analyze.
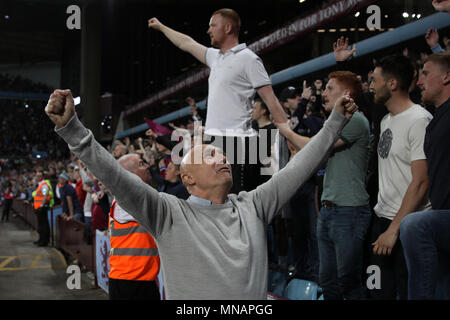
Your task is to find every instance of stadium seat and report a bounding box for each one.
[284,278,319,300]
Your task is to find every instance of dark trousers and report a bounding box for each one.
[2,199,12,222]
[289,180,319,281]
[400,210,450,300]
[36,206,50,245]
[207,135,261,193]
[369,215,408,300]
[83,216,92,244]
[108,278,160,300]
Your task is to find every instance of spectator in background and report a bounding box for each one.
[1,181,15,222]
[108,154,161,300]
[155,134,177,179]
[91,180,110,232]
[334,36,388,215]
[279,86,300,115]
[112,143,129,160]
[400,51,450,300]
[150,160,190,200]
[425,28,446,54]
[251,98,277,182]
[251,98,278,268]
[278,82,325,281]
[73,165,86,208]
[369,55,432,300]
[58,172,84,222]
[145,130,190,200]
[32,170,52,247]
[277,71,371,299]
[79,166,95,243]
[186,96,206,124]
[409,62,423,106]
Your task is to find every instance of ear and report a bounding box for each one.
[181,173,195,187]
[224,22,233,35]
[343,89,351,96]
[443,71,450,86]
[388,78,398,91]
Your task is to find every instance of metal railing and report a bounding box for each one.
[12,199,96,274]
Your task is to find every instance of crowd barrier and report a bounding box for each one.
[12,199,103,290]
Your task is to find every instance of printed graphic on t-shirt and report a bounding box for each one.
[378,128,393,159]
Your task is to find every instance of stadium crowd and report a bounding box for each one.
[2,2,450,300]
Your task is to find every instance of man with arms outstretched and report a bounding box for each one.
[45,88,356,299]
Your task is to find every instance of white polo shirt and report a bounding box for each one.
[204,43,272,137]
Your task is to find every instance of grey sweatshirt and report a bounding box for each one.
[56,109,347,300]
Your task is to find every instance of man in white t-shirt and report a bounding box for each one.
[369,55,432,299]
[148,9,287,192]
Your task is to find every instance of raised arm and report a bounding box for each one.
[275,114,347,151]
[432,0,450,13]
[148,17,207,64]
[252,95,357,224]
[45,89,173,238]
[334,36,356,62]
[256,85,288,124]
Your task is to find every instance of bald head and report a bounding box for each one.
[118,154,137,170]
[180,144,204,174]
[180,144,232,196]
[113,144,129,159]
[118,153,151,183]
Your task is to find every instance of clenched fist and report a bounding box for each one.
[432,0,450,13]
[334,94,358,120]
[45,89,75,128]
[148,17,163,30]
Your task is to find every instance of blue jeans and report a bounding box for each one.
[400,210,450,300]
[317,205,371,300]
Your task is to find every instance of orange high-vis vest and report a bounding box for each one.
[108,200,160,281]
[33,180,50,210]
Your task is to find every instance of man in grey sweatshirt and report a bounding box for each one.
[45,89,357,300]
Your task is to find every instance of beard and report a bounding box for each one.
[373,85,392,105]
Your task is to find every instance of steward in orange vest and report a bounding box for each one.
[107,154,161,300]
[32,170,51,247]
[109,200,160,281]
[33,180,51,210]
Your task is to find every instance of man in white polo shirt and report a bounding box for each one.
[148,8,287,192]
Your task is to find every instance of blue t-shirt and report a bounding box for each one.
[60,184,84,216]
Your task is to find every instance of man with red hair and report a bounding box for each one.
[277,71,371,300]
